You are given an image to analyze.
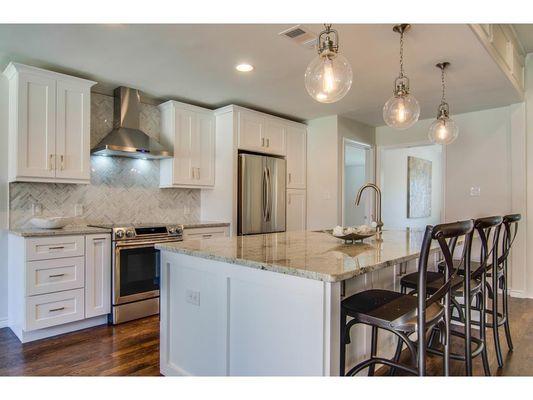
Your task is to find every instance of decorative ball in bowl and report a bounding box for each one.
[30,217,71,229]
[326,225,377,243]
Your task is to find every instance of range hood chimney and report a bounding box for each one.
[91,87,172,159]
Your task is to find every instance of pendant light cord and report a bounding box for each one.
[441,67,446,104]
[399,31,404,78]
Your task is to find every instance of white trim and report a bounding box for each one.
[509,289,531,299]
[3,62,97,87]
[0,318,8,329]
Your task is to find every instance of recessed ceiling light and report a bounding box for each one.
[236,63,254,72]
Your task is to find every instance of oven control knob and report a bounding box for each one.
[168,227,176,234]
[126,229,135,238]
[115,229,125,239]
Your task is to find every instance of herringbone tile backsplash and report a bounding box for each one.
[9,93,201,228]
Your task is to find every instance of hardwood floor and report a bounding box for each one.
[0,297,531,376]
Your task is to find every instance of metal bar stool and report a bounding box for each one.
[339,220,474,376]
[402,216,502,376]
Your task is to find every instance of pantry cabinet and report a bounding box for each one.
[85,234,111,319]
[286,189,307,231]
[159,100,215,188]
[286,126,307,189]
[3,62,96,184]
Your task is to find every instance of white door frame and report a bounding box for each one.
[340,138,374,226]
[376,140,447,224]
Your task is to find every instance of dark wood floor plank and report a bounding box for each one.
[0,297,531,376]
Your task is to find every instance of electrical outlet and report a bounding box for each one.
[183,205,191,216]
[185,289,200,306]
[32,203,42,216]
[470,186,481,197]
[75,204,84,217]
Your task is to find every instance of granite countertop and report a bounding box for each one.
[156,230,444,283]
[9,225,112,237]
[9,221,230,238]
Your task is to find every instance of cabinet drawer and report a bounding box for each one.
[183,226,229,240]
[26,256,85,296]
[25,288,84,331]
[26,235,85,261]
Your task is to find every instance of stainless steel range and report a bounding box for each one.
[89,223,183,324]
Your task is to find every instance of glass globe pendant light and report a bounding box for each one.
[383,24,420,130]
[305,24,353,103]
[428,62,459,145]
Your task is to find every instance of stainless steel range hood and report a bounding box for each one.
[91,87,172,159]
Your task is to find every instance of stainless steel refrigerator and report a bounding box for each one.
[238,153,286,235]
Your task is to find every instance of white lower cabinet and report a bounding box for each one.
[8,233,111,343]
[286,189,306,231]
[85,234,111,318]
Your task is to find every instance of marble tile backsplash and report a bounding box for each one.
[9,93,200,229]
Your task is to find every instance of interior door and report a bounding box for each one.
[263,156,286,233]
[17,71,56,179]
[55,80,90,181]
[239,154,264,235]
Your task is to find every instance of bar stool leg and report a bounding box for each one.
[389,336,403,376]
[502,271,514,351]
[340,308,347,376]
[492,271,504,368]
[464,277,473,376]
[443,290,451,377]
[368,326,378,376]
[479,285,491,376]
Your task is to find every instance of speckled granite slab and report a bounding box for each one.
[156,230,444,282]
[182,221,230,229]
[9,225,112,237]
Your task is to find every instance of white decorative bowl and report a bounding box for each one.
[30,217,71,229]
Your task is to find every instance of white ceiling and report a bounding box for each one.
[0,24,524,126]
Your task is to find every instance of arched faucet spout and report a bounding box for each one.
[355,183,384,238]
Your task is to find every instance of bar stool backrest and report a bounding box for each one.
[474,216,503,279]
[499,214,521,268]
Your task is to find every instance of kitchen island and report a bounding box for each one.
[156,230,443,376]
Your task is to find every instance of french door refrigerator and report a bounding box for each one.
[238,153,286,235]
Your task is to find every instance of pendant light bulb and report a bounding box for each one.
[383,24,420,130]
[428,62,459,145]
[305,24,353,103]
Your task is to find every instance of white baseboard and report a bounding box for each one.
[0,318,8,329]
[509,289,532,299]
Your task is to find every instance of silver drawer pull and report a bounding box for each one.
[49,307,65,312]
[49,273,66,278]
[202,234,213,238]
[48,246,65,250]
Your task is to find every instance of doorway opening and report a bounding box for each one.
[342,139,373,227]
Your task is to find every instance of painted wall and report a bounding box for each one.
[380,145,443,230]
[377,103,527,297]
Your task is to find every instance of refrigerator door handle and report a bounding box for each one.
[262,167,268,222]
[266,167,272,222]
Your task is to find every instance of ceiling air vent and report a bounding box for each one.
[278,25,317,49]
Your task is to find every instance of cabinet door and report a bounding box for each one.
[16,72,56,179]
[237,110,264,152]
[286,189,306,231]
[263,120,286,156]
[286,126,306,189]
[55,80,91,181]
[173,110,196,185]
[85,234,111,318]
[194,112,215,186]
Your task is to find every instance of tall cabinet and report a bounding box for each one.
[3,63,96,184]
[159,100,215,188]
[201,105,307,233]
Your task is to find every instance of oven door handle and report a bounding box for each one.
[115,239,183,249]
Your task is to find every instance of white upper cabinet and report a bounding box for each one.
[237,109,287,156]
[3,63,96,184]
[286,126,307,189]
[159,101,215,188]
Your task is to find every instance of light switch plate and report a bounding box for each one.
[186,289,200,306]
[470,186,481,197]
[32,203,42,216]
